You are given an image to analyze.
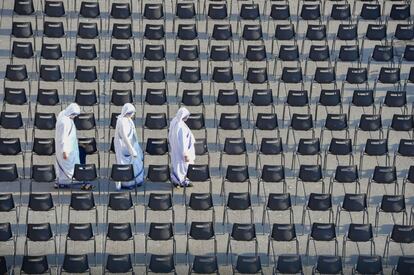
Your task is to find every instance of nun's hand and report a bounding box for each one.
[63,152,68,160]
[184,155,190,162]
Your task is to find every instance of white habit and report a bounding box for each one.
[114,103,144,187]
[169,107,196,186]
[55,103,81,185]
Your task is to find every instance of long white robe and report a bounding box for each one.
[114,103,144,187]
[55,103,81,185]
[169,107,196,186]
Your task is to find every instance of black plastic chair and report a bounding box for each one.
[186,221,216,264]
[268,224,299,265]
[359,139,389,172]
[286,113,315,146]
[392,256,414,275]
[342,224,376,260]
[215,112,243,147]
[302,193,334,233]
[379,90,408,115]
[221,166,252,199]
[292,138,322,172]
[367,166,398,202]
[189,255,219,274]
[375,195,407,235]
[223,192,253,225]
[352,255,383,275]
[68,192,98,228]
[233,255,263,275]
[330,164,360,195]
[306,223,338,263]
[262,193,293,230]
[295,165,324,204]
[145,223,176,260]
[146,254,177,275]
[144,192,174,227]
[4,64,31,99]
[255,138,285,170]
[313,255,343,274]
[35,88,61,114]
[238,24,264,57]
[0,193,19,228]
[65,223,97,266]
[247,88,275,126]
[387,114,414,140]
[315,89,343,122]
[144,165,172,199]
[336,193,369,235]
[185,192,215,228]
[226,223,258,263]
[274,254,304,274]
[277,67,304,101]
[283,90,310,123]
[106,192,136,231]
[60,254,91,274]
[21,255,51,275]
[104,254,134,274]
[104,223,136,263]
[0,165,22,204]
[0,138,26,180]
[210,66,235,102]
[24,223,58,265]
[0,223,16,268]
[324,138,354,174]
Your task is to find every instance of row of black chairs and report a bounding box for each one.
[2,253,412,275]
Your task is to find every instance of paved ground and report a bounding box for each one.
[0,0,413,274]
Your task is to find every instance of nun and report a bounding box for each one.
[55,103,81,188]
[169,107,196,187]
[114,103,144,190]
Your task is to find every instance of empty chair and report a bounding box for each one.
[0,223,16,268]
[186,221,216,264]
[145,223,176,259]
[274,254,304,274]
[292,138,322,172]
[373,67,401,92]
[185,192,215,227]
[312,255,343,275]
[306,223,338,262]
[354,114,383,147]
[104,223,136,262]
[359,139,389,172]
[186,164,212,201]
[21,255,51,275]
[286,113,314,147]
[104,254,134,274]
[251,113,279,149]
[4,64,31,98]
[223,192,253,225]
[233,255,263,274]
[341,68,369,96]
[375,195,407,235]
[0,138,26,179]
[385,225,414,262]
[336,193,369,235]
[226,223,258,263]
[387,114,414,140]
[242,67,269,99]
[262,193,293,228]
[38,64,65,98]
[302,193,334,232]
[247,89,275,127]
[295,165,324,204]
[76,22,101,55]
[277,67,304,101]
[343,224,376,260]
[392,256,414,275]
[324,136,353,168]
[189,255,219,274]
[255,138,285,170]
[268,224,299,265]
[0,193,19,226]
[142,112,168,142]
[65,223,97,266]
[367,166,398,202]
[282,90,310,122]
[379,90,408,115]
[60,254,91,274]
[348,90,376,123]
[315,89,343,123]
[146,254,177,275]
[24,223,58,265]
[330,165,360,194]
[219,138,248,171]
[238,24,264,57]
[68,192,98,227]
[215,112,243,147]
[144,165,172,198]
[210,66,235,102]
[42,21,68,52]
[109,43,134,76]
[221,166,252,198]
[352,255,383,275]
[144,192,174,227]
[0,164,22,203]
